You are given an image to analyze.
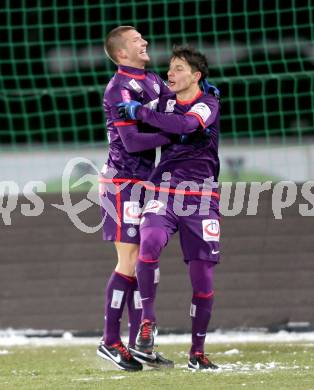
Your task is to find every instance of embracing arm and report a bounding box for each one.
[109,88,170,153]
[116,122,170,153]
[136,107,200,135]
[118,100,218,135]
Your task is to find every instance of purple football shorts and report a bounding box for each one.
[99,178,146,244]
[140,191,221,263]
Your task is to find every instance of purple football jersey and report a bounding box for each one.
[102,65,169,180]
[147,91,220,190]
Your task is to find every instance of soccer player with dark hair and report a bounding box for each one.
[118,45,221,370]
[97,26,174,371]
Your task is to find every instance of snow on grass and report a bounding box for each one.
[178,360,302,374]
[71,377,105,382]
[110,375,126,380]
[1,328,314,347]
[223,348,240,355]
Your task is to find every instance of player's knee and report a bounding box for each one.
[139,227,168,260]
[189,260,215,296]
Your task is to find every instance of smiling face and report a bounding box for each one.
[117,29,150,68]
[167,56,201,97]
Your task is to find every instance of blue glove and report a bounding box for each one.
[117,100,142,120]
[201,79,220,99]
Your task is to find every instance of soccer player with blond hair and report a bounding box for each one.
[97,26,173,371]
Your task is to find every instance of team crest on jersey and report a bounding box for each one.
[129,79,143,93]
[123,201,142,224]
[142,200,164,214]
[127,227,137,237]
[165,99,176,113]
[189,103,211,122]
[202,219,220,242]
[153,83,160,94]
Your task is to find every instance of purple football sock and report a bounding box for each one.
[126,278,142,348]
[103,271,135,346]
[188,260,215,355]
[136,227,167,322]
[136,259,159,322]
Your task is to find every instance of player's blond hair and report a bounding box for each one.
[104,26,136,64]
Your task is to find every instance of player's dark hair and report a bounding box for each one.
[171,45,209,80]
[104,26,136,64]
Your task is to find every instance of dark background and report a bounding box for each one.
[0,0,313,145]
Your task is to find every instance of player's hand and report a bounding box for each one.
[201,79,220,99]
[117,101,142,120]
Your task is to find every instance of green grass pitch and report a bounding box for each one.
[1,342,314,390]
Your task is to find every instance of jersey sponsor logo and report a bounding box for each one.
[190,303,196,317]
[142,200,164,214]
[134,290,143,309]
[143,98,159,111]
[189,103,211,123]
[123,201,141,224]
[111,290,124,309]
[121,89,131,102]
[196,332,207,337]
[129,79,143,93]
[211,249,220,255]
[202,219,220,242]
[165,99,176,113]
[153,83,160,94]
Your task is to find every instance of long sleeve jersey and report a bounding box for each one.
[135,89,221,191]
[102,65,170,180]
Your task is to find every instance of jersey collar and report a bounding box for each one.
[117,65,146,80]
[176,89,203,105]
